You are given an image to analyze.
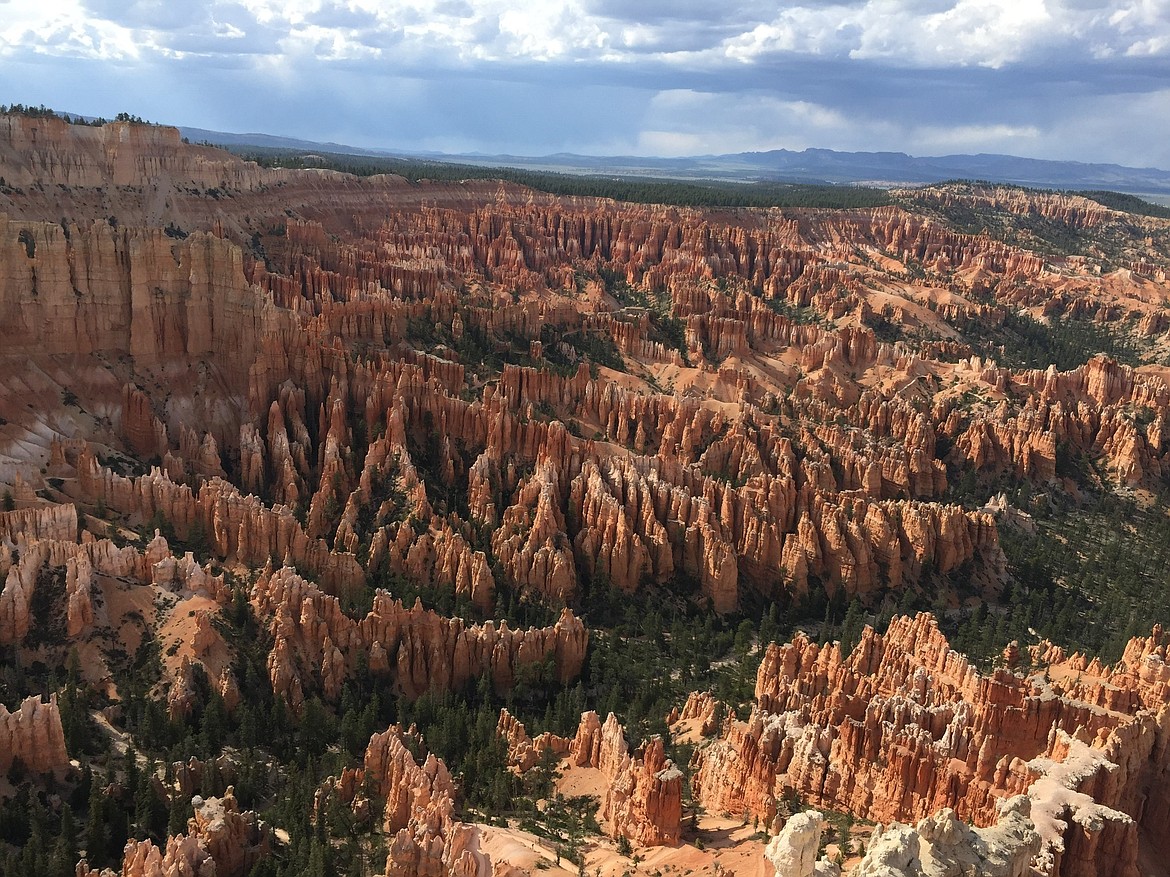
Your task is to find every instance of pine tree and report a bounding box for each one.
[84,770,108,865]
[125,745,139,800]
[135,760,163,840]
[50,805,77,877]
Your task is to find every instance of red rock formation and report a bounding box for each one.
[0,532,148,645]
[0,503,78,543]
[0,552,33,644]
[368,517,495,613]
[6,153,1032,615]
[187,789,271,877]
[600,736,683,846]
[64,551,95,638]
[361,726,493,877]
[168,755,239,799]
[83,833,213,877]
[669,691,721,737]
[0,215,293,371]
[496,708,570,771]
[252,564,587,707]
[0,116,279,190]
[77,790,270,877]
[947,356,1170,487]
[505,709,682,847]
[167,656,201,722]
[691,615,1168,877]
[77,448,364,597]
[492,454,578,601]
[0,694,68,774]
[121,385,169,460]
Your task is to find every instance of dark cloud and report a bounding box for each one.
[0,0,1166,168]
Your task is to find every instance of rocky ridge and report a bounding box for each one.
[690,614,1170,877]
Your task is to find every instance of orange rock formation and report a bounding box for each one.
[3,114,1170,877]
[356,726,494,877]
[691,614,1170,877]
[77,789,270,877]
[0,694,68,775]
[501,709,682,846]
[252,563,587,708]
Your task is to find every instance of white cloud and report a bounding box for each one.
[909,122,1042,152]
[717,0,1061,68]
[0,5,143,61]
[0,0,1168,166]
[0,0,1161,70]
[635,90,862,155]
[630,87,1165,166]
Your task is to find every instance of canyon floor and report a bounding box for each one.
[1,111,1170,877]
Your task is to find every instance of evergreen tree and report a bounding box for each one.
[84,774,109,867]
[135,760,164,840]
[50,805,77,877]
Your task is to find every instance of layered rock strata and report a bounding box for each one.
[501,709,682,846]
[0,694,68,774]
[691,614,1170,877]
[359,726,493,877]
[253,563,587,709]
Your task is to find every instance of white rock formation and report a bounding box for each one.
[764,810,841,877]
[853,795,1040,877]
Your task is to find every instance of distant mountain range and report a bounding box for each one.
[178,125,1170,197]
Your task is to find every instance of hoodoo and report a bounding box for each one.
[1,114,1169,877]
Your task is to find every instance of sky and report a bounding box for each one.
[0,0,1168,167]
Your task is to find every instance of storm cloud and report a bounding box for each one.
[0,0,1166,166]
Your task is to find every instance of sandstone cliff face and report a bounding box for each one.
[0,694,68,774]
[691,614,1166,877]
[252,563,587,708]
[0,215,292,367]
[0,116,278,190]
[501,709,682,847]
[359,726,494,877]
